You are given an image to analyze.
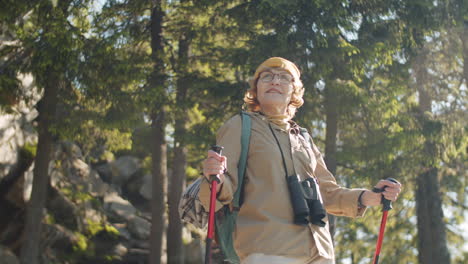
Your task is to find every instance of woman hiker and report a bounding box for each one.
[198,57,402,264]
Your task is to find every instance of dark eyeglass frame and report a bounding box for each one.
[258,71,294,84]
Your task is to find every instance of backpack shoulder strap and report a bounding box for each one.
[299,127,310,142]
[212,112,251,264]
[232,111,251,209]
[299,127,311,147]
[300,127,320,153]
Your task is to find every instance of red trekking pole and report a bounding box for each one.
[372,178,398,264]
[205,145,223,264]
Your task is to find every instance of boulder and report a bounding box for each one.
[113,223,132,240]
[47,186,79,230]
[49,144,111,198]
[46,224,78,253]
[127,216,151,240]
[112,243,129,258]
[61,141,83,159]
[96,156,140,186]
[82,200,106,225]
[0,111,37,181]
[0,246,19,264]
[85,169,110,198]
[184,239,204,264]
[139,174,152,200]
[70,158,91,179]
[0,73,39,180]
[103,191,137,222]
[22,163,33,201]
[122,170,144,198]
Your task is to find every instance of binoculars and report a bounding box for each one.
[286,175,326,227]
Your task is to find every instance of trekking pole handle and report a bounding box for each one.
[209,145,224,183]
[372,178,398,212]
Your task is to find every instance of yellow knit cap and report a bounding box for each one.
[253,57,301,81]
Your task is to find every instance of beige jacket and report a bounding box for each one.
[199,112,366,261]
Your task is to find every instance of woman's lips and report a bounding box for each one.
[266,88,282,94]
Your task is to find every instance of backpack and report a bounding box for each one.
[179,112,315,263]
[179,111,251,264]
[214,111,251,263]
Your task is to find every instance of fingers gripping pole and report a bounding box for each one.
[372,178,398,264]
[205,145,223,264]
[372,177,398,212]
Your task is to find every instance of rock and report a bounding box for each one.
[95,156,141,188]
[49,162,65,190]
[112,243,129,257]
[85,170,110,197]
[47,224,78,253]
[82,200,105,224]
[131,239,150,250]
[49,143,111,198]
[90,230,121,261]
[0,246,20,264]
[121,169,152,214]
[114,156,140,178]
[126,248,151,263]
[70,158,91,179]
[123,170,144,194]
[139,174,152,200]
[103,191,137,222]
[113,223,132,240]
[95,162,113,183]
[0,118,20,177]
[0,207,24,253]
[22,163,33,201]
[127,216,151,240]
[184,239,204,264]
[0,73,39,181]
[61,141,83,159]
[47,186,79,230]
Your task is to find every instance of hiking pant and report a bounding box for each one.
[241,254,334,264]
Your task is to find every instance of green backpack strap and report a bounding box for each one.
[299,127,309,143]
[299,127,313,150]
[215,111,251,264]
[233,111,251,209]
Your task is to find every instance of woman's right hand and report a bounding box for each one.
[202,150,227,191]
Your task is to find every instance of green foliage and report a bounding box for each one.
[69,220,120,261]
[0,66,21,109]
[85,220,120,238]
[44,213,56,225]
[60,186,94,204]
[19,143,37,162]
[73,232,89,253]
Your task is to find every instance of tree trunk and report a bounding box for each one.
[413,50,451,264]
[324,80,338,241]
[19,73,60,264]
[167,122,186,264]
[167,32,190,264]
[462,23,468,85]
[415,167,451,264]
[149,1,167,264]
[150,110,168,264]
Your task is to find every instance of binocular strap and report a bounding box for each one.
[268,123,297,178]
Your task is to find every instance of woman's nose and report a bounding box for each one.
[271,75,281,84]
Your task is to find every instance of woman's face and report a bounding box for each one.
[256,68,294,111]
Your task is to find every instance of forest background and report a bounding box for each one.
[0,0,467,264]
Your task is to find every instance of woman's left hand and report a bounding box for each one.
[361,179,402,207]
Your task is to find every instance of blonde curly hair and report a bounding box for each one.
[244,57,304,118]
